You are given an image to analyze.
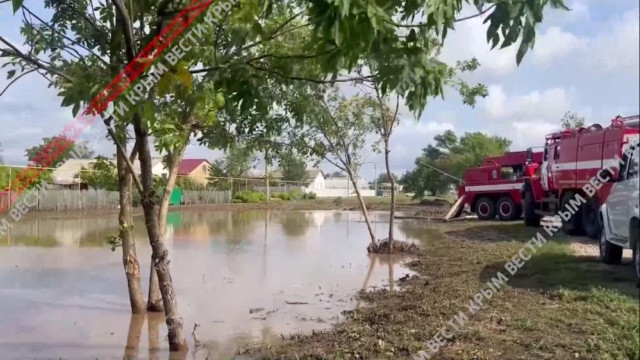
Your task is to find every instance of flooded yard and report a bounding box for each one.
[0,210,419,359]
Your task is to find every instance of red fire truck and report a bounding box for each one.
[521,115,640,238]
[456,150,543,221]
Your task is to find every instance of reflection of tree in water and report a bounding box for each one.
[278,211,312,238]
[122,313,145,360]
[357,253,410,307]
[121,309,281,360]
[332,211,344,224]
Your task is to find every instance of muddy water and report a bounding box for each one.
[0,210,420,359]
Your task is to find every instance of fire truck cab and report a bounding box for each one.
[457,151,543,221]
[521,115,640,238]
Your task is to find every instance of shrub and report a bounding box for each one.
[278,192,290,201]
[332,197,343,207]
[304,191,317,200]
[288,189,305,200]
[233,190,266,203]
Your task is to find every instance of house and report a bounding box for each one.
[324,175,369,190]
[52,157,167,188]
[376,182,404,197]
[177,159,210,185]
[135,158,167,178]
[52,159,101,188]
[303,169,325,191]
[316,175,375,197]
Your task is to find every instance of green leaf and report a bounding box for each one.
[11,0,24,13]
[72,102,80,117]
[6,69,16,80]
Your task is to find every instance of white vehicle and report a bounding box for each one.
[598,138,639,286]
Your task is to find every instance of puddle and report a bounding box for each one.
[0,210,420,359]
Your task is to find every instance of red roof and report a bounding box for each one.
[178,159,209,175]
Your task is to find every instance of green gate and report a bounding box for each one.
[169,187,183,205]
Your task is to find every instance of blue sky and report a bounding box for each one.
[1,1,638,180]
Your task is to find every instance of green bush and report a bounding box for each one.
[303,191,317,200]
[233,190,266,203]
[288,189,305,200]
[277,189,308,201]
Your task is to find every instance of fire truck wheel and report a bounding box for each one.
[560,191,584,236]
[582,197,600,239]
[523,190,540,227]
[497,196,517,221]
[475,197,496,220]
[599,230,622,265]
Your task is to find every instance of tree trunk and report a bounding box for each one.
[148,131,189,312]
[117,148,145,313]
[384,138,396,253]
[133,116,187,352]
[346,167,377,245]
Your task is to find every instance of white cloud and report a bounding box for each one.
[532,26,588,65]
[584,8,639,74]
[483,85,571,122]
[566,0,590,22]
[481,85,574,150]
[440,11,519,77]
[554,0,590,24]
[511,121,558,149]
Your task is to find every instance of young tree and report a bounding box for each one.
[25,136,94,167]
[79,156,118,191]
[561,111,586,129]
[295,89,379,245]
[279,151,307,182]
[371,92,401,250]
[208,143,257,189]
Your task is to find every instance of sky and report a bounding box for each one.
[1,0,638,181]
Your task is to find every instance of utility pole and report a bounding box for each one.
[264,150,270,201]
[373,163,377,196]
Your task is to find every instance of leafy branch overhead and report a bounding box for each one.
[1,0,567,122]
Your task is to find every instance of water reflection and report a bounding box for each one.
[0,210,420,359]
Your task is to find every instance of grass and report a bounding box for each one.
[241,220,639,359]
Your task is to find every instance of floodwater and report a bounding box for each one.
[0,210,422,359]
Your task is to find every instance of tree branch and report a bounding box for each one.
[246,63,373,84]
[111,0,137,61]
[104,118,144,194]
[0,68,36,97]
[389,4,496,28]
[21,5,109,66]
[0,36,75,83]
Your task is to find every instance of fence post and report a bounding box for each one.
[8,167,11,205]
[266,174,270,201]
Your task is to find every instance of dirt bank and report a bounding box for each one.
[240,221,639,359]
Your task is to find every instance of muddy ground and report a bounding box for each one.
[240,220,639,360]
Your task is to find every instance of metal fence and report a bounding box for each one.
[181,190,231,205]
[0,188,233,213]
[0,189,120,212]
